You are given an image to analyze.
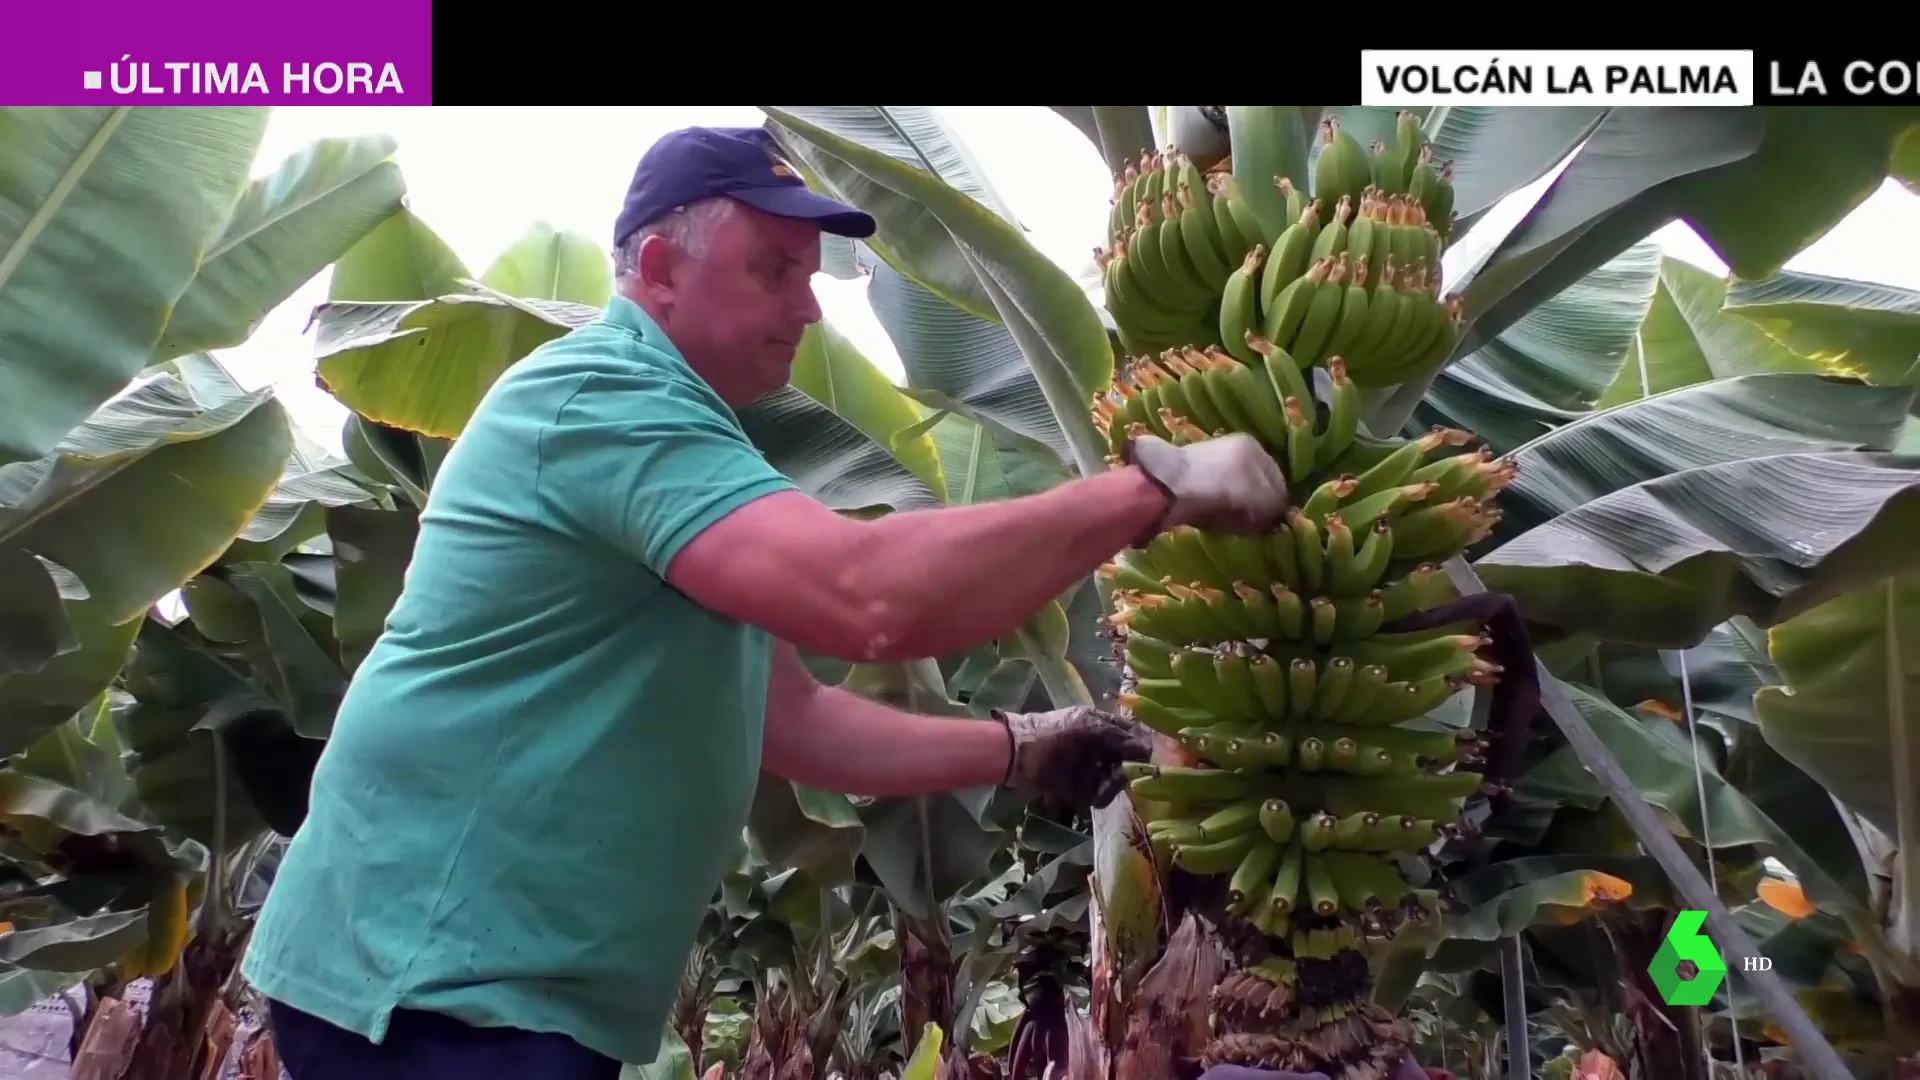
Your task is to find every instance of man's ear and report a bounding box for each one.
[634,233,678,293]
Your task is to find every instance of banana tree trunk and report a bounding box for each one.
[896,907,956,1061]
[122,926,251,1080]
[743,986,815,1080]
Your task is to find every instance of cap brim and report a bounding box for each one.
[733,185,877,239]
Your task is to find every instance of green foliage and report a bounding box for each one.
[9,103,1920,1078]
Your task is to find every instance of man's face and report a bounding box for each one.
[650,202,825,403]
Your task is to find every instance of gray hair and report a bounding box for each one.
[611,196,739,282]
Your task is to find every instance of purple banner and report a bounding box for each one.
[2,0,432,105]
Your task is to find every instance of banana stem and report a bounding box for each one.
[1361,359,1450,437]
[1091,106,1155,178]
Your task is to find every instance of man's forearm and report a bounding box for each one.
[853,465,1168,661]
[762,684,1012,797]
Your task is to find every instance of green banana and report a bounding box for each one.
[1231,582,1282,639]
[1125,762,1258,803]
[1259,202,1321,311]
[1286,658,1317,720]
[1368,140,1399,195]
[1282,397,1316,486]
[1309,596,1336,647]
[1298,811,1338,851]
[1245,334,1312,415]
[1310,656,1355,722]
[1206,171,1270,252]
[1388,496,1496,561]
[1158,193,1215,303]
[1171,648,1256,723]
[1197,798,1267,841]
[1133,677,1197,711]
[1332,517,1394,596]
[1122,632,1177,680]
[1342,426,1436,500]
[1320,257,1372,364]
[1176,180,1234,287]
[1217,358,1293,449]
[1343,674,1460,728]
[1260,255,1329,347]
[1228,838,1284,914]
[1268,842,1304,916]
[1264,524,1303,593]
[1144,525,1221,586]
[1333,481,1440,531]
[1174,831,1264,874]
[1347,192,1378,268]
[1217,245,1267,365]
[1312,115,1371,219]
[1346,255,1401,374]
[1302,851,1341,916]
[1426,160,1457,241]
[1286,252,1351,365]
[1378,563,1449,622]
[1387,111,1425,192]
[1214,650,1271,720]
[1269,584,1305,639]
[1194,529,1270,587]
[1308,195,1351,264]
[1314,357,1362,470]
[1276,176,1309,225]
[1301,475,1357,523]
[1125,221,1183,313]
[1119,691,1207,736]
[1099,559,1161,596]
[1287,509,1323,592]
[1332,592,1385,642]
[1322,513,1357,589]
[1328,665,1392,725]
[1259,799,1297,844]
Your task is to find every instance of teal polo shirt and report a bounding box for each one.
[240,295,798,1065]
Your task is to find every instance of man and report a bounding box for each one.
[241,125,1292,1079]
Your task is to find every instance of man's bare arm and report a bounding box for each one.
[665,465,1170,664]
[759,641,1011,797]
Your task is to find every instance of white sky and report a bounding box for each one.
[215,106,1920,453]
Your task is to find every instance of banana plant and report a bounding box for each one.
[13,104,1920,1078]
[757,102,1920,1077]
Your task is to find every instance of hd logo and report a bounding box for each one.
[1648,910,1730,1006]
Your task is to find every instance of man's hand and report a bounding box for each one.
[994,707,1152,807]
[1125,433,1291,541]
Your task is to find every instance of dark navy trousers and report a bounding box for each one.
[267,998,622,1080]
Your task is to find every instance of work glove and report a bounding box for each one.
[1195,1057,1435,1080]
[1125,433,1291,545]
[993,706,1153,807]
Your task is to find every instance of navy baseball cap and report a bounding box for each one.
[613,126,877,249]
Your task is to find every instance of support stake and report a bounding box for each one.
[1500,937,1530,1080]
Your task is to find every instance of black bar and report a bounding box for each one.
[1757,51,1920,103]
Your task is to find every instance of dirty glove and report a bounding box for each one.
[993,707,1152,807]
[1125,433,1291,545]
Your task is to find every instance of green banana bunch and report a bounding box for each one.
[1089,110,1488,1054]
